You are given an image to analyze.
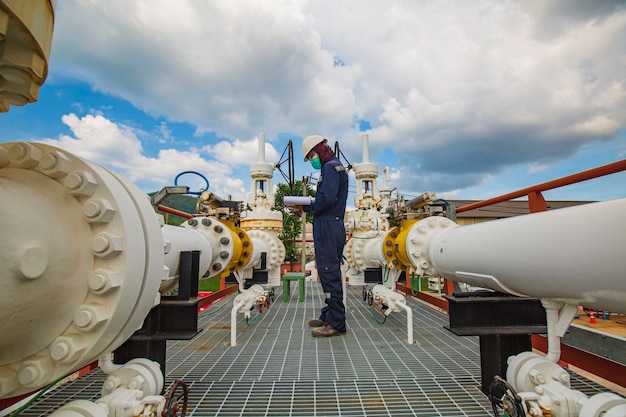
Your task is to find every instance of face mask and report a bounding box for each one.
[311,156,322,170]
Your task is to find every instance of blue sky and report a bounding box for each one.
[2,0,625,205]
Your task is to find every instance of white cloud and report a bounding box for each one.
[42,113,252,199]
[203,136,280,168]
[528,163,548,174]
[47,0,626,197]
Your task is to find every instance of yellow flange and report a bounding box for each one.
[394,219,419,269]
[219,222,253,279]
[382,222,412,272]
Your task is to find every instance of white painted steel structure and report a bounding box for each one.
[0,142,166,400]
[426,198,626,315]
[0,141,279,402]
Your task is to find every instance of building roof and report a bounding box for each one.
[447,199,592,218]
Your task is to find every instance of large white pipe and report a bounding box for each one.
[0,142,165,399]
[160,224,213,292]
[362,134,370,163]
[428,198,626,314]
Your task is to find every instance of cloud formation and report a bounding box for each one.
[50,0,626,196]
[42,114,279,199]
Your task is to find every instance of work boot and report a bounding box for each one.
[308,318,325,327]
[312,324,346,337]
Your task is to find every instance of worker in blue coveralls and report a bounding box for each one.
[299,135,349,337]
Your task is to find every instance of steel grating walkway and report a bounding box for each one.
[21,281,614,416]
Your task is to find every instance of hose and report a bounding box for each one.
[410,273,420,296]
[9,374,68,416]
[174,171,210,195]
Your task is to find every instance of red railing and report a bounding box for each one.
[409,158,626,388]
[456,159,626,214]
[157,204,194,219]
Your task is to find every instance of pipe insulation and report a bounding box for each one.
[428,198,626,315]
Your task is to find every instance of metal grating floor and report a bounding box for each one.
[20,281,614,416]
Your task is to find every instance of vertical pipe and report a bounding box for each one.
[258,133,266,162]
[231,301,245,347]
[541,299,562,362]
[396,301,414,345]
[362,134,369,163]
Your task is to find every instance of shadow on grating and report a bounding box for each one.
[17,281,616,416]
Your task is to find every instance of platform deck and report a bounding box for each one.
[20,282,615,416]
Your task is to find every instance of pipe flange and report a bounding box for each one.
[246,229,286,269]
[184,217,234,278]
[344,239,358,270]
[229,227,253,272]
[382,226,410,271]
[0,142,164,398]
[404,216,457,275]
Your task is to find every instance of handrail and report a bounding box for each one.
[457,159,626,213]
[157,204,194,219]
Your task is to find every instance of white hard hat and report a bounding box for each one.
[302,135,326,161]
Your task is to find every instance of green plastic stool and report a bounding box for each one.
[282,272,305,302]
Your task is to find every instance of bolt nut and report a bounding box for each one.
[220,251,229,259]
[187,218,198,226]
[163,239,172,255]
[529,369,546,385]
[220,237,230,245]
[17,357,54,388]
[103,375,122,393]
[128,375,145,391]
[88,269,121,295]
[8,142,42,169]
[214,225,224,233]
[202,218,212,226]
[243,241,250,247]
[64,171,98,196]
[554,369,570,384]
[50,335,85,364]
[73,304,108,332]
[39,151,72,178]
[92,232,123,258]
[83,198,116,223]
[212,263,222,271]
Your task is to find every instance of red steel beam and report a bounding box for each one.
[157,204,194,219]
[198,284,238,310]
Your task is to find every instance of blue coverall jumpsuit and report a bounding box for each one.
[305,155,349,332]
